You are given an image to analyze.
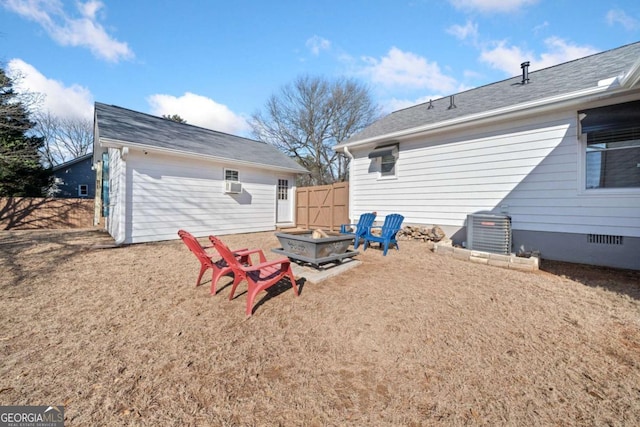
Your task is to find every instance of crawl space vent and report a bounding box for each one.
[467,213,512,255]
[587,234,624,245]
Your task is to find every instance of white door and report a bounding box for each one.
[276,178,292,223]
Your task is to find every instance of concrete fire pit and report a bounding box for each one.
[272,230,358,267]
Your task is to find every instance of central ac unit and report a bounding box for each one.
[467,213,512,255]
[224,181,242,193]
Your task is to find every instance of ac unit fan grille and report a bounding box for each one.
[467,213,512,255]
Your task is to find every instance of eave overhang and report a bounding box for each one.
[97,137,308,174]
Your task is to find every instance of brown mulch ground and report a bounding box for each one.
[1,229,639,426]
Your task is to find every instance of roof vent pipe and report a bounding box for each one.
[447,95,456,110]
[521,61,530,84]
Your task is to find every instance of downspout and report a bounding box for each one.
[343,146,354,224]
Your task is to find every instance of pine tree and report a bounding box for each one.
[0,67,52,196]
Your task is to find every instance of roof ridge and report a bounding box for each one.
[51,152,93,170]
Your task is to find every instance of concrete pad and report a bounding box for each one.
[290,258,362,283]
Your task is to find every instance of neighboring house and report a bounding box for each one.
[92,102,308,244]
[335,42,640,270]
[51,153,95,198]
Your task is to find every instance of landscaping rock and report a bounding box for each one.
[397,225,446,242]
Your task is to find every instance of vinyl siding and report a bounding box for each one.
[124,150,293,244]
[106,148,126,244]
[349,109,640,238]
[51,156,95,198]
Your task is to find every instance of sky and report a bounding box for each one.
[1,0,639,138]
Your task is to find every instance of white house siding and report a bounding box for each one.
[106,147,126,244]
[122,150,293,244]
[349,108,640,268]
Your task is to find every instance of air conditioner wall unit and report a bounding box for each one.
[224,180,242,193]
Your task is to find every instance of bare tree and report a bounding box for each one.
[33,111,93,167]
[250,75,381,185]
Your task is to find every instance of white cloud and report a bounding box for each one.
[480,37,598,76]
[479,41,529,76]
[533,21,550,35]
[147,92,250,135]
[536,37,599,68]
[446,20,479,41]
[606,9,640,31]
[7,58,94,121]
[306,36,331,56]
[360,47,458,94]
[449,0,538,13]
[2,0,133,62]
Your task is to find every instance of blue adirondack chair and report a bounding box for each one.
[362,214,404,256]
[340,212,376,249]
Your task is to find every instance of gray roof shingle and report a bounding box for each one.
[344,42,640,145]
[95,102,308,173]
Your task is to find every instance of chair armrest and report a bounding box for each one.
[206,246,249,257]
[365,225,383,238]
[203,246,218,258]
[340,223,357,233]
[235,248,267,263]
[240,257,290,272]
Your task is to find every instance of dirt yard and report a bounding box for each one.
[1,229,639,426]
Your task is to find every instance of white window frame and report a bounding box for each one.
[368,144,399,180]
[578,127,640,197]
[224,168,240,182]
[277,179,289,201]
[78,184,89,197]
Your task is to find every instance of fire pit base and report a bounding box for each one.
[271,247,360,267]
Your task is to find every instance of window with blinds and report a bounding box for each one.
[581,100,640,190]
[586,127,640,189]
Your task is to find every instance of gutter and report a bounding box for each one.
[334,80,632,151]
[342,146,354,222]
[619,57,640,88]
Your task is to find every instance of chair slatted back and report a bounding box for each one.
[178,230,211,264]
[380,214,404,238]
[209,235,239,269]
[355,212,376,237]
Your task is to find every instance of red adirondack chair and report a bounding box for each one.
[209,235,299,316]
[177,230,257,295]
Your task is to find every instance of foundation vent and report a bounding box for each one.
[467,213,512,255]
[587,234,624,245]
